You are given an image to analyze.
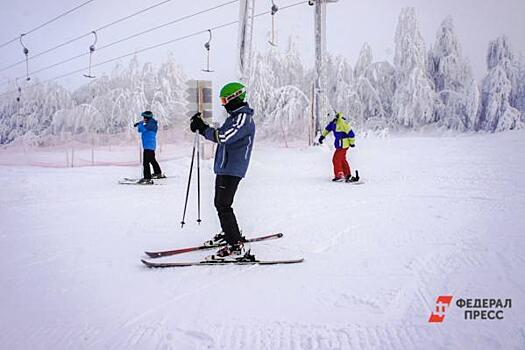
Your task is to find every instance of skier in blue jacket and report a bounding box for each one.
[190,82,255,259]
[134,111,165,184]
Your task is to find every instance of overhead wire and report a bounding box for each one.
[0,0,309,98]
[0,0,180,74]
[0,0,239,84]
[0,0,96,50]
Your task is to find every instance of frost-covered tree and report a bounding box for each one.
[516,55,525,115]
[155,52,187,126]
[354,43,372,79]
[268,37,306,88]
[392,7,437,128]
[479,36,522,131]
[480,66,521,131]
[0,80,73,144]
[326,55,356,120]
[0,54,188,145]
[70,54,187,137]
[261,85,310,143]
[428,17,479,130]
[249,38,310,141]
[362,61,396,129]
[249,51,278,125]
[351,43,396,129]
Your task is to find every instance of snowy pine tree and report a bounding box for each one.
[354,43,372,79]
[392,7,437,128]
[326,54,358,123]
[428,17,479,130]
[0,54,188,145]
[351,43,396,129]
[479,36,522,131]
[517,56,525,115]
[249,51,278,131]
[0,80,73,144]
[249,38,310,141]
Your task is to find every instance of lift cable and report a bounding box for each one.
[0,0,178,74]
[0,0,95,50]
[0,0,239,82]
[0,0,309,98]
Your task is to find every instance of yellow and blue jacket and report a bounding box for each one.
[322,114,355,149]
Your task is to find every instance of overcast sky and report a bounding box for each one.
[0,0,524,95]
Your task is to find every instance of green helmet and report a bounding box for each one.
[220,82,246,105]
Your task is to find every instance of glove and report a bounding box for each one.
[133,121,141,127]
[350,144,355,148]
[318,135,325,144]
[190,112,208,135]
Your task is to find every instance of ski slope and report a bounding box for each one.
[1,132,524,349]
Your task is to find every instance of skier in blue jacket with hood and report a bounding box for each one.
[134,111,165,184]
[190,82,255,260]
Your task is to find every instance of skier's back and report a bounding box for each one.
[190,82,255,259]
[134,111,165,184]
[318,112,356,182]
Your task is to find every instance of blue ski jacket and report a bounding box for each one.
[137,118,158,150]
[204,104,255,178]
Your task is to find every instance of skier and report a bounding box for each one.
[134,111,165,184]
[189,82,255,259]
[318,112,358,182]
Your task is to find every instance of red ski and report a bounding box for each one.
[144,233,283,258]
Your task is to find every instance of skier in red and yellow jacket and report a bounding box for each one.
[318,112,358,182]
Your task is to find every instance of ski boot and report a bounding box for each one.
[207,242,255,262]
[203,231,247,247]
[152,173,167,179]
[137,178,154,185]
[346,170,360,183]
[203,232,227,247]
[332,172,345,182]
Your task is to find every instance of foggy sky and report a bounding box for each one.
[0,0,524,94]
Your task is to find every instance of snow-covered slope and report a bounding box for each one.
[1,132,524,349]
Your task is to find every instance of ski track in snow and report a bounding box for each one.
[1,132,525,349]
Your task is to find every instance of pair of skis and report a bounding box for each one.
[119,176,171,185]
[141,233,303,268]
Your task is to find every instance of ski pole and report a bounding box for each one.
[196,132,201,224]
[180,133,198,228]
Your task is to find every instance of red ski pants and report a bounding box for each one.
[332,148,351,178]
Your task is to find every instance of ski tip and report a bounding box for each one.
[141,259,153,267]
[144,252,160,258]
[257,258,304,265]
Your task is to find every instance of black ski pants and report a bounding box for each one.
[214,175,243,245]
[143,149,162,179]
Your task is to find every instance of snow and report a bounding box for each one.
[1,132,524,349]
